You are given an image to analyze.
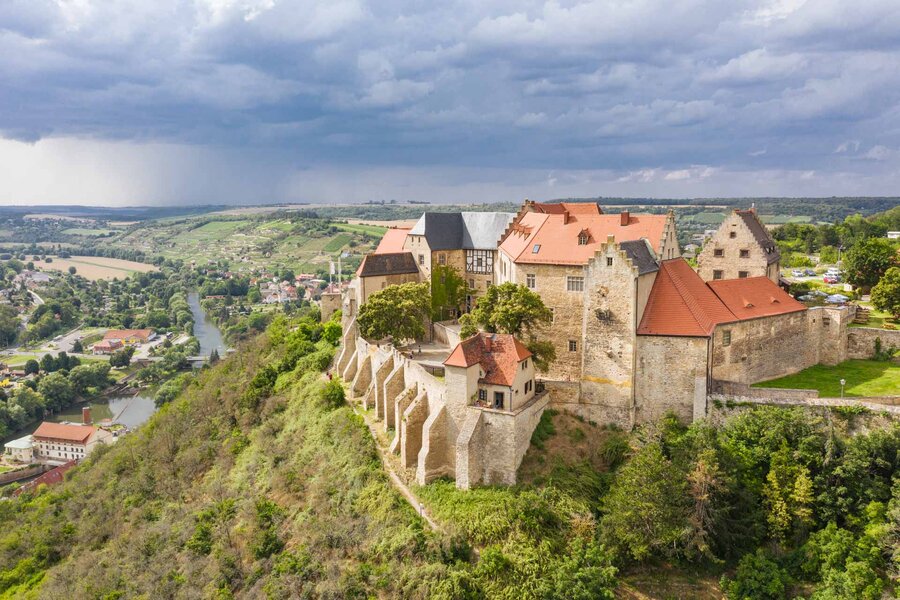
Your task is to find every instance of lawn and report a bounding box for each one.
[754,360,900,397]
[322,233,352,252]
[850,302,898,330]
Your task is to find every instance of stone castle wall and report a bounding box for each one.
[635,335,708,424]
[847,327,900,359]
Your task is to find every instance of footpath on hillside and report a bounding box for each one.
[332,373,443,533]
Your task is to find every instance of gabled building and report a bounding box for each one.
[32,421,112,462]
[404,212,515,308]
[496,202,679,390]
[354,252,421,305]
[696,208,781,283]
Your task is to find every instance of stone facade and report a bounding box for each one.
[338,323,549,489]
[697,210,780,283]
[357,271,421,305]
[847,327,900,359]
[320,291,342,322]
[635,335,709,424]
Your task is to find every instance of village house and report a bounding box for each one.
[696,208,781,283]
[102,328,154,346]
[32,420,113,462]
[92,338,123,354]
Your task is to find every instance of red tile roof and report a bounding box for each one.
[374,228,411,254]
[13,460,77,497]
[707,276,806,320]
[638,259,808,337]
[532,201,603,215]
[33,422,96,443]
[103,329,152,341]
[444,333,531,386]
[499,211,668,265]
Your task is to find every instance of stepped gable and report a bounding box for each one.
[374,228,410,253]
[444,332,531,386]
[637,259,737,337]
[499,209,669,265]
[707,276,806,320]
[736,209,780,264]
[357,252,419,277]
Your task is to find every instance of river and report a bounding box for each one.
[188,291,227,357]
[3,292,226,443]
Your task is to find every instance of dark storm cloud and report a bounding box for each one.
[1,0,900,204]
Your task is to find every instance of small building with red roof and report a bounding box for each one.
[444,332,535,411]
[697,207,781,283]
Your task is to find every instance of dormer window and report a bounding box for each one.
[532,244,541,253]
[577,230,590,245]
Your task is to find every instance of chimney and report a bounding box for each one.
[484,335,493,353]
[620,210,630,226]
[563,209,569,225]
[82,407,92,426]
[749,203,757,215]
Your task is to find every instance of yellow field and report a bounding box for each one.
[32,256,158,280]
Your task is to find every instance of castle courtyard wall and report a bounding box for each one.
[635,335,709,424]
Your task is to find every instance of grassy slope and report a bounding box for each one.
[754,359,900,397]
[0,336,451,598]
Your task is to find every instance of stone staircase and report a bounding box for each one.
[853,306,870,325]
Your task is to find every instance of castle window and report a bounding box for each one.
[532,244,541,253]
[526,274,535,289]
[566,276,584,292]
[568,340,577,352]
[714,248,724,257]
[722,330,731,346]
[478,389,487,402]
[469,279,475,289]
[438,254,446,265]
[606,257,613,267]
[713,270,724,280]
[522,360,528,370]
[739,271,749,278]
[740,249,750,258]
[730,231,737,239]
[578,232,589,245]
[418,254,424,265]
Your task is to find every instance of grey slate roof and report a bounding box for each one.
[358,252,419,277]
[409,212,515,250]
[620,239,660,275]
[736,210,781,264]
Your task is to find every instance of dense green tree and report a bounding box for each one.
[38,372,75,411]
[0,305,18,347]
[247,287,262,303]
[109,346,135,368]
[71,339,83,354]
[357,282,431,342]
[23,359,39,375]
[721,548,790,600]
[871,266,900,319]
[843,238,898,290]
[601,443,688,561]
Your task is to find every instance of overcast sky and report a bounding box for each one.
[1,0,900,206]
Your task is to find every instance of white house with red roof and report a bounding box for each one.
[32,421,113,463]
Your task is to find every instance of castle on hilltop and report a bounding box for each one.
[335,201,862,489]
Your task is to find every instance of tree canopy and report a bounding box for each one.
[871,266,900,319]
[843,238,898,290]
[357,282,431,342]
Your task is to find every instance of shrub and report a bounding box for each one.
[320,379,345,409]
[721,548,790,600]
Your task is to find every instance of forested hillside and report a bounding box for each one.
[0,315,613,599]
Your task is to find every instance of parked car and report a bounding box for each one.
[823,275,841,284]
[791,269,804,277]
[805,269,816,276]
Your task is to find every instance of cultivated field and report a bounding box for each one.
[32,256,158,280]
